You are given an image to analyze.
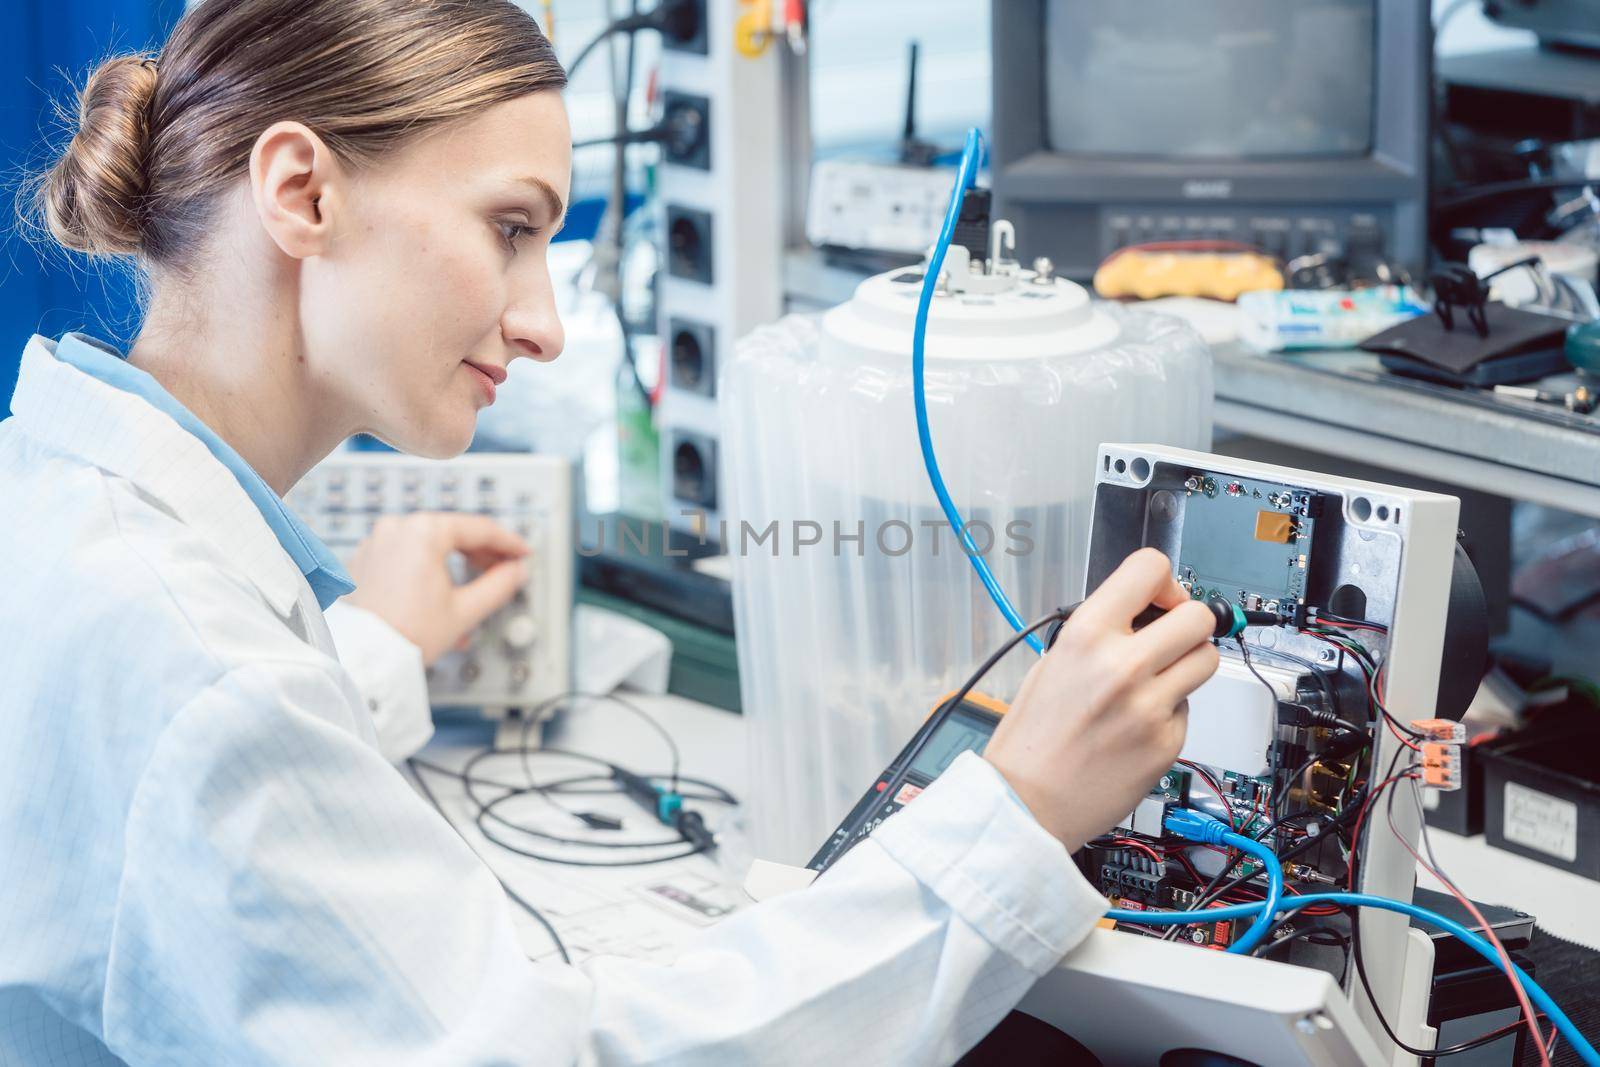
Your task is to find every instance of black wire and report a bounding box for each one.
[1247,642,1342,721]
[573,127,668,151]
[938,607,1072,718]
[1164,859,1239,941]
[1347,744,1441,1059]
[1429,1016,1550,1057]
[1237,636,1287,822]
[407,758,572,965]
[515,690,683,796]
[1261,897,1550,1057]
[1399,766,1551,1060]
[535,772,738,806]
[1179,785,1368,917]
[1252,806,1332,843]
[476,808,711,867]
[1253,923,1349,967]
[1274,734,1370,823]
[480,790,684,848]
[840,609,1070,869]
[1345,896,1546,1057]
[1161,637,1348,938]
[1434,176,1599,215]
[408,757,738,806]
[564,12,654,78]
[607,0,654,409]
[460,745,733,864]
[1178,639,1387,919]
[1311,611,1389,632]
[1307,633,1425,748]
[1277,753,1324,823]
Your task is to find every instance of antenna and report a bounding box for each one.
[903,40,919,147]
[898,40,940,167]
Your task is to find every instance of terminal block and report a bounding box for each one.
[1420,742,1463,791]
[1414,718,1464,790]
[1411,718,1467,744]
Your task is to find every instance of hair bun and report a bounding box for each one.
[36,53,159,257]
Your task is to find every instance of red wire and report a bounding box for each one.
[1108,838,1166,867]
[1387,791,1551,1065]
[1245,789,1265,836]
[1384,715,1421,751]
[1171,849,1205,886]
[1347,770,1417,890]
[1177,760,1235,829]
[1368,663,1421,751]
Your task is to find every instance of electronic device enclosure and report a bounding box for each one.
[290,452,574,722]
[1019,443,1461,1065]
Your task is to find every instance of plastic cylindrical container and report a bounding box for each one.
[720,267,1213,864]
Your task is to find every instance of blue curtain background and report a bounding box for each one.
[0,0,184,417]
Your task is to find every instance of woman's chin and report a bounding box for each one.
[382,413,476,460]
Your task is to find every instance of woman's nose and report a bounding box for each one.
[503,290,563,364]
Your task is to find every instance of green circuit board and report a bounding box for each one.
[1175,473,1319,611]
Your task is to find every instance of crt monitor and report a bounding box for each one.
[991,0,1430,281]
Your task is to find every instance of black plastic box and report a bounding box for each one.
[1480,724,1600,881]
[1422,737,1494,837]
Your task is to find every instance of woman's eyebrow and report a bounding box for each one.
[509,175,567,228]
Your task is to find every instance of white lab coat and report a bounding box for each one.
[0,335,1110,1066]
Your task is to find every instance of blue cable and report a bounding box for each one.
[1101,829,1597,1065]
[1148,809,1281,955]
[913,127,1044,655]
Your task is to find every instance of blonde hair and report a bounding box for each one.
[26,0,565,265]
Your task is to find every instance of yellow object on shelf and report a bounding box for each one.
[735,0,772,57]
[1094,249,1285,302]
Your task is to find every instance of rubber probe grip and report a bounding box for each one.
[1045,594,1279,651]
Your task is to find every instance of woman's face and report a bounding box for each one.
[300,90,572,457]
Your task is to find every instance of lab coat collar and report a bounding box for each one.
[9,334,344,619]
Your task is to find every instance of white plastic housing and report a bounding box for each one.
[1182,657,1300,778]
[1074,443,1463,1065]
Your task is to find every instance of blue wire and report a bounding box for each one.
[1154,809,1281,955]
[913,127,1045,655]
[1218,831,1280,955]
[1105,891,1597,1064]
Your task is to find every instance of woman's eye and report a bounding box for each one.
[497,221,538,249]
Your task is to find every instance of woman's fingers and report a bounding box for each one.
[1070,547,1179,633]
[1128,599,1217,676]
[1149,640,1223,711]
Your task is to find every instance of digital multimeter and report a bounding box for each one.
[805,597,1258,874]
[807,693,1007,873]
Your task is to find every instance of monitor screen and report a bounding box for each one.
[1044,0,1376,160]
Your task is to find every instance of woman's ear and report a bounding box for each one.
[248,120,343,259]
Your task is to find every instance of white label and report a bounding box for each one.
[1502,782,1579,862]
[1182,179,1233,199]
[1422,789,1440,812]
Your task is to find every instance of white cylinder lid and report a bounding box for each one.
[822,265,1122,361]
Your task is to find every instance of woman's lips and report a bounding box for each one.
[464,361,501,403]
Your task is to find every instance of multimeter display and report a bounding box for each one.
[808,699,1002,873]
[909,717,993,777]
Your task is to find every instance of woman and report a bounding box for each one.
[0,1,1221,1063]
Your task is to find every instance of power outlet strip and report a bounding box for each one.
[654,0,786,540]
[289,451,573,717]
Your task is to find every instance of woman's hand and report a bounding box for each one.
[983,548,1221,852]
[342,513,530,666]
